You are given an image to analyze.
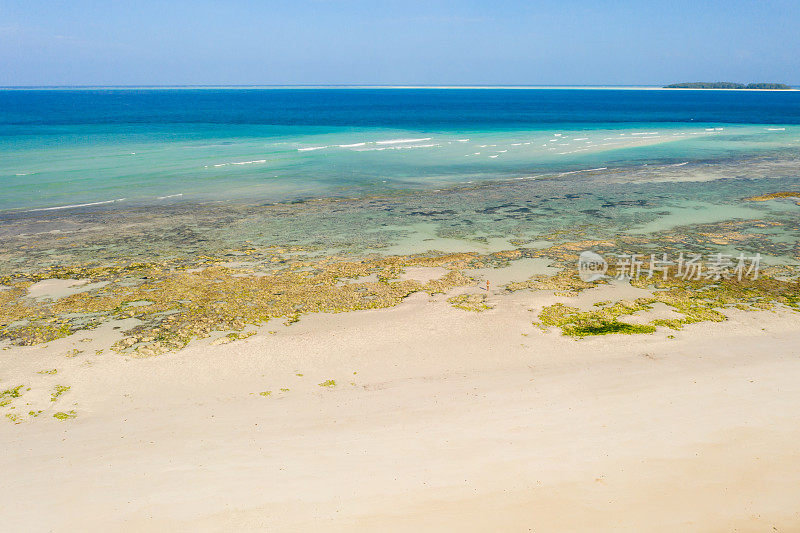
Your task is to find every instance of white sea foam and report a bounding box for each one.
[456,138,470,142]
[232,159,267,165]
[767,127,786,131]
[157,193,184,200]
[375,137,432,145]
[489,155,499,158]
[358,143,439,151]
[558,167,608,176]
[26,198,127,212]
[298,146,329,151]
[338,142,366,148]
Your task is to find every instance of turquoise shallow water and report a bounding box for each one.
[2,88,800,212]
[2,168,799,275]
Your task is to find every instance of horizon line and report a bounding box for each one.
[1,83,797,90]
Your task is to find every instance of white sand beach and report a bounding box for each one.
[2,285,800,532]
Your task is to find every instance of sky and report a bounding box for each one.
[1,0,799,86]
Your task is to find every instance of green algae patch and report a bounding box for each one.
[564,321,656,337]
[37,369,58,375]
[318,379,336,388]
[1,320,77,347]
[258,390,272,397]
[631,274,800,322]
[2,246,798,355]
[211,330,257,346]
[0,252,480,356]
[53,410,77,420]
[448,293,493,312]
[1,385,24,399]
[745,191,800,203]
[228,330,256,341]
[537,274,800,337]
[506,270,599,296]
[50,385,71,402]
[0,385,24,407]
[538,300,657,337]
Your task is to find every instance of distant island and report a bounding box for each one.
[664,82,792,90]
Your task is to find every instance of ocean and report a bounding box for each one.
[2,88,800,213]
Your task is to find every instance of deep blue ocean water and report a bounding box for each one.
[4,88,800,126]
[1,88,799,212]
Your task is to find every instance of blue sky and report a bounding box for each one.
[1,0,798,86]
